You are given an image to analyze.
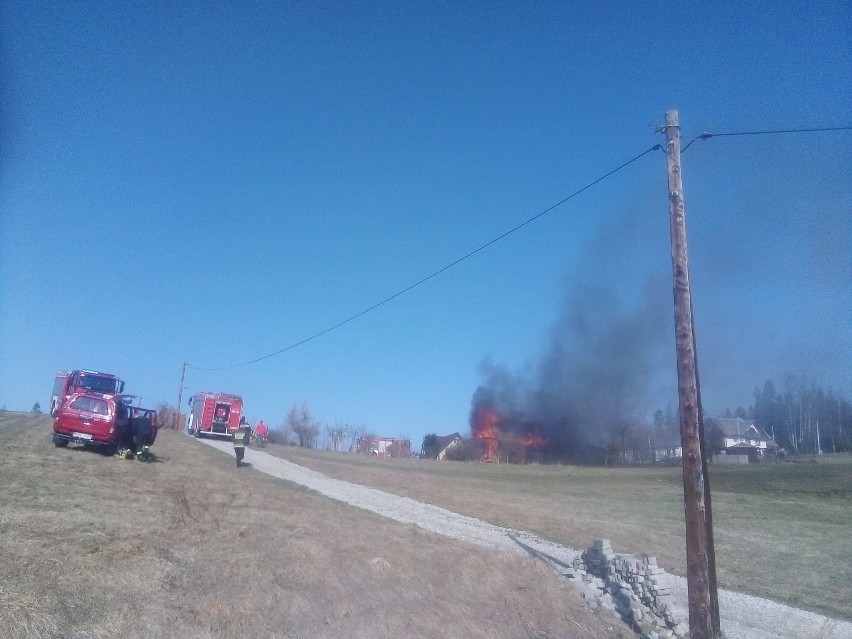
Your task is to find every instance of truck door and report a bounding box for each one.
[51,372,69,416]
[213,403,231,423]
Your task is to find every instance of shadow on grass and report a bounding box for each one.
[55,443,118,457]
[122,452,165,464]
[62,445,167,463]
[508,532,573,570]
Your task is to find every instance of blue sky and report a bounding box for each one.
[2,1,850,448]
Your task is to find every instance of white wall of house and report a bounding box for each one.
[653,446,682,461]
[723,436,768,449]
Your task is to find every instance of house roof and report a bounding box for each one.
[435,432,462,449]
[709,417,756,437]
[707,417,778,447]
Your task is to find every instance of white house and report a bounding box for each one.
[706,417,778,460]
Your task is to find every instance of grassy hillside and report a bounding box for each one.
[0,412,630,639]
[268,442,852,620]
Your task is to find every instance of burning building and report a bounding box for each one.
[468,276,673,464]
[470,406,546,462]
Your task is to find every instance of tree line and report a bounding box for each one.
[651,377,851,459]
[747,377,850,454]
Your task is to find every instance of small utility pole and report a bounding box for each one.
[177,361,186,430]
[663,110,717,639]
[816,421,822,455]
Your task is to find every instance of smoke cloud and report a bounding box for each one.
[470,274,673,462]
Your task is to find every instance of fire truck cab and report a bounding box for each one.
[51,370,125,416]
[187,392,244,439]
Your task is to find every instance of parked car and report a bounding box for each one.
[52,392,158,453]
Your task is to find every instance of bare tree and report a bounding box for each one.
[326,422,346,452]
[629,422,653,464]
[157,403,181,430]
[286,402,320,448]
[345,422,367,452]
[610,421,632,464]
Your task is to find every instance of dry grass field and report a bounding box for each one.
[0,412,632,639]
[269,439,852,621]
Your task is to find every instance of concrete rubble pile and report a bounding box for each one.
[563,538,690,639]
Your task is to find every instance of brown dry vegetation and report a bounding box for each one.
[0,413,632,639]
[266,441,852,621]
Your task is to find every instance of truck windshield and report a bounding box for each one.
[79,374,120,394]
[70,396,110,415]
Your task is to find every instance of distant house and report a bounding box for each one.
[355,436,411,458]
[435,433,463,460]
[705,417,778,461]
[651,417,780,464]
[651,429,683,463]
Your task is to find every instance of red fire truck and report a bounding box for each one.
[187,392,244,439]
[51,370,125,416]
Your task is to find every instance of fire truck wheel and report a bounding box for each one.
[52,435,68,448]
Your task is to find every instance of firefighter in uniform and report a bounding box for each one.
[233,417,250,467]
[133,411,154,461]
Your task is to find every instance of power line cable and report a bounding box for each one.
[140,366,183,403]
[189,143,663,371]
[681,125,852,152]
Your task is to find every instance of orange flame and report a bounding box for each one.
[473,407,500,460]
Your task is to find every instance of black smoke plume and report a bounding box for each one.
[470,275,673,463]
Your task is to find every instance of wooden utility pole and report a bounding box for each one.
[176,361,186,430]
[664,110,717,639]
[692,319,721,636]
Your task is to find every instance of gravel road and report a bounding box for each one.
[200,438,851,639]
